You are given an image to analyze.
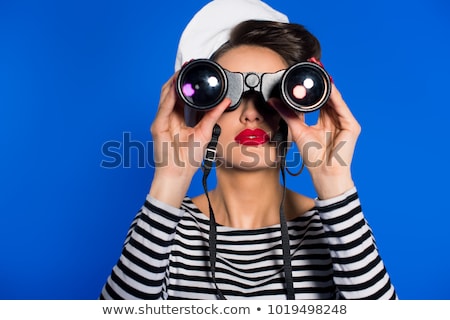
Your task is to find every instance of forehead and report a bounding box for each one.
[215,45,288,73]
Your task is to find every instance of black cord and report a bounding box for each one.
[201,124,226,300]
[279,159,295,299]
[277,120,296,299]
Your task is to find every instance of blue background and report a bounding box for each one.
[1,0,449,299]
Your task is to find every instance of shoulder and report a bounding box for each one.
[284,189,316,220]
[190,193,210,218]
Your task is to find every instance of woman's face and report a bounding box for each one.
[214,45,288,170]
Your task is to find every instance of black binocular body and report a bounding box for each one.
[176,59,331,126]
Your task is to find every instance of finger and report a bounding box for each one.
[326,84,358,126]
[317,84,359,132]
[152,74,182,133]
[267,97,297,121]
[267,98,308,130]
[155,73,180,119]
[196,98,232,137]
[317,104,340,130]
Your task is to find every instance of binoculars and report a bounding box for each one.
[176,59,331,114]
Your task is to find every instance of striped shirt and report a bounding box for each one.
[100,187,397,300]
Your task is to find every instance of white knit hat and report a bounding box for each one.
[174,0,289,71]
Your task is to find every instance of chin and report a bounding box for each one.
[216,145,280,170]
[217,158,280,171]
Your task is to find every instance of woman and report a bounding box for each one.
[100,0,397,300]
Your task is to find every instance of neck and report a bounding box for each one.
[209,166,284,229]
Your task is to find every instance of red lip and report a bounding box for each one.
[234,128,269,146]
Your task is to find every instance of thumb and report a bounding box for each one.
[267,98,307,133]
[196,98,231,139]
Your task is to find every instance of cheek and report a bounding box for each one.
[215,126,237,158]
[216,114,239,142]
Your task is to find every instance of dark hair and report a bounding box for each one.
[211,20,322,66]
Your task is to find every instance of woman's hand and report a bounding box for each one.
[269,83,361,199]
[149,73,230,207]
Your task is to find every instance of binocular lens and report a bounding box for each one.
[177,59,331,114]
[282,63,331,112]
[177,60,227,110]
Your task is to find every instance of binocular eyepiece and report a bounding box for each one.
[176,59,331,113]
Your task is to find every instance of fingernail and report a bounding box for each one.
[181,59,194,68]
[307,57,323,68]
[308,57,333,84]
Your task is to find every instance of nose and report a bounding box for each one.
[239,92,265,124]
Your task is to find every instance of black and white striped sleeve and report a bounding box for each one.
[100,195,184,300]
[315,187,397,300]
